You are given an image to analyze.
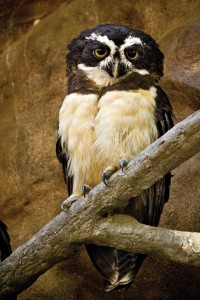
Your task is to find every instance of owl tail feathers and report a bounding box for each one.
[103,259,141,291]
[104,275,134,292]
[86,244,146,292]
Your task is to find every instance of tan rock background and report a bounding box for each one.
[0,0,199,299]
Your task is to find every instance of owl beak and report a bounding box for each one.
[112,59,119,79]
[112,59,126,79]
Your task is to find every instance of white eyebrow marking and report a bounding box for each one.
[86,33,117,55]
[119,35,149,75]
[119,35,143,68]
[123,36,143,47]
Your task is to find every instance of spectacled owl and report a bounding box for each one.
[56,24,173,291]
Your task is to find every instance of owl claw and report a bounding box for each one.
[120,159,128,172]
[82,184,91,197]
[102,161,128,186]
[102,166,118,186]
[102,171,109,186]
[61,195,78,212]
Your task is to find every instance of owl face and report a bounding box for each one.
[67,24,164,87]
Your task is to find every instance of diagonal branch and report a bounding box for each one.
[0,110,200,298]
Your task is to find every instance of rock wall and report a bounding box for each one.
[0,1,199,299]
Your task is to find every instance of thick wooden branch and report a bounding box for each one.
[91,215,200,266]
[0,110,200,298]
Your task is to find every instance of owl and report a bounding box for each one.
[56,24,173,291]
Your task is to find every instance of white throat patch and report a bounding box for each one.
[78,63,116,86]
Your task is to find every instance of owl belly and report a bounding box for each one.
[94,88,158,167]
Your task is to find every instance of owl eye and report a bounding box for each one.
[93,48,109,59]
[125,49,139,61]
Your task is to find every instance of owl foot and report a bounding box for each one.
[61,194,79,212]
[82,184,91,197]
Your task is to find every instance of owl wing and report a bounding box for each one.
[142,86,174,226]
[0,220,12,261]
[86,87,174,291]
[56,138,73,197]
[0,221,17,299]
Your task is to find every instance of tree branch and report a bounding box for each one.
[91,215,200,266]
[0,110,200,298]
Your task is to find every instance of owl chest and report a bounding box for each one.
[60,89,158,164]
[94,89,158,164]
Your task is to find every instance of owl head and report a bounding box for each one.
[66,24,164,87]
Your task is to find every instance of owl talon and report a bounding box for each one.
[102,166,118,186]
[120,159,128,172]
[61,195,78,212]
[82,184,91,197]
[102,171,109,186]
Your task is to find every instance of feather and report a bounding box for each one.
[0,221,18,298]
[57,87,173,290]
[56,138,73,196]
[88,87,173,290]
[0,220,12,261]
